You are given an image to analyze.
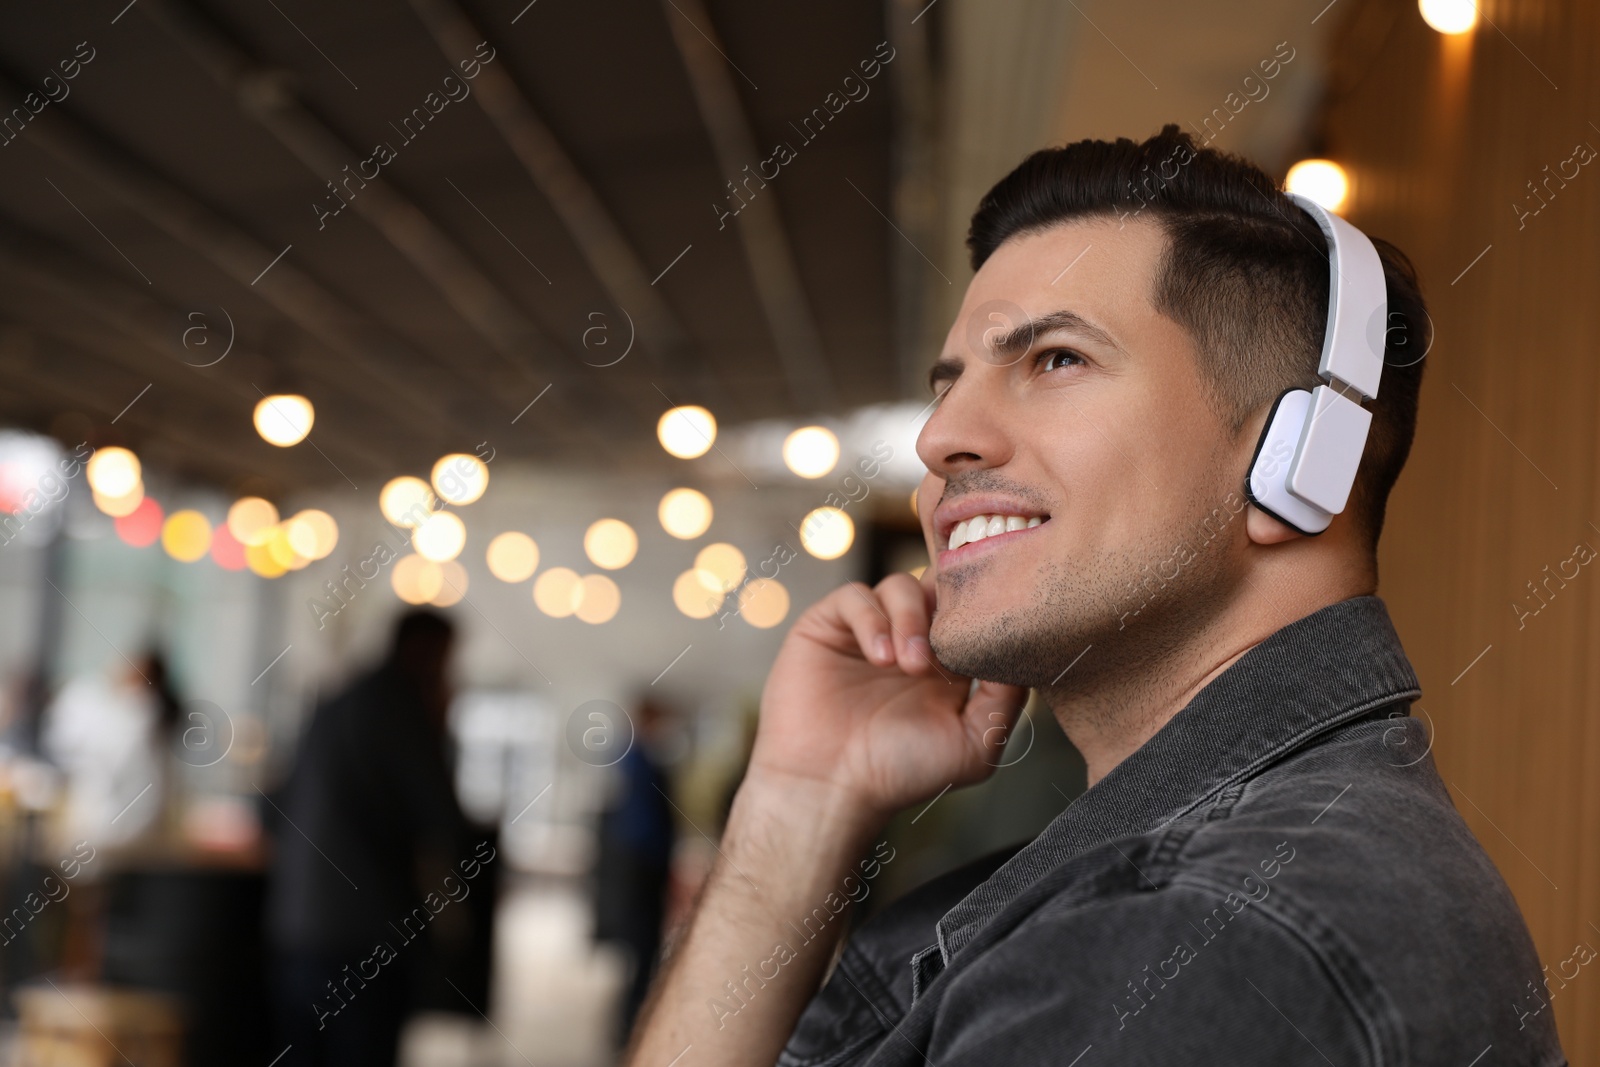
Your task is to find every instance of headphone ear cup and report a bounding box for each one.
[1245,388,1332,536]
[1285,384,1372,516]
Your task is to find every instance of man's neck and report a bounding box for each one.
[1041,562,1374,787]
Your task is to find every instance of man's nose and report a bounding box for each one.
[915,375,1015,477]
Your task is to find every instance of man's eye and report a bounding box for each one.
[1036,349,1084,372]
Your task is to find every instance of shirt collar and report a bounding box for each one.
[931,594,1421,964]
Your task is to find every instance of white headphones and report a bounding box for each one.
[1244,192,1388,536]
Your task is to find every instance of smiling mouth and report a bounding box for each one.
[940,513,1048,561]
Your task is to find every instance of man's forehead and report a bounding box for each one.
[942,217,1164,357]
[967,217,1161,306]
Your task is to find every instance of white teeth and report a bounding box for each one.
[946,514,1045,550]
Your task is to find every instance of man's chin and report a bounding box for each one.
[929,613,1045,689]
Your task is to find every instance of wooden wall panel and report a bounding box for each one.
[1328,0,1600,1056]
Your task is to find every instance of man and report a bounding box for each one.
[626,126,1567,1065]
[267,609,477,1067]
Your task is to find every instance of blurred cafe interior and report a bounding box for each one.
[0,0,1599,1063]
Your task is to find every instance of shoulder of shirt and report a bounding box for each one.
[934,863,1396,1065]
[934,717,1558,1067]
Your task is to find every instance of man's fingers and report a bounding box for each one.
[873,573,935,673]
[817,575,936,672]
[818,580,906,668]
[962,680,1030,762]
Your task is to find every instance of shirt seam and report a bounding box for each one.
[777,943,898,1067]
[1144,689,1421,839]
[1173,869,1407,1066]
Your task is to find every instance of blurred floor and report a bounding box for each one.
[401,881,627,1067]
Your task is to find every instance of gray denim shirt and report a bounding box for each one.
[778,596,1567,1066]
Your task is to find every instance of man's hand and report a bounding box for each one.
[751,568,1029,823]
[624,567,1028,1067]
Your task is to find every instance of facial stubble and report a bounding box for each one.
[927,485,1242,693]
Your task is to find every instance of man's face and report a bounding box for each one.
[914,217,1251,687]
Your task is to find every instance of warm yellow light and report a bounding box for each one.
[673,568,724,619]
[486,531,539,582]
[245,540,287,578]
[161,509,212,563]
[380,476,436,528]
[431,453,489,506]
[86,447,140,498]
[265,525,302,569]
[392,554,443,604]
[533,566,584,618]
[1285,159,1349,213]
[738,578,790,628]
[695,543,747,592]
[227,497,279,546]
[584,518,638,570]
[575,574,620,624]
[782,426,840,479]
[284,517,316,559]
[253,394,314,447]
[657,405,716,459]
[285,509,338,560]
[431,560,468,607]
[799,506,854,560]
[1419,0,1476,33]
[413,511,466,562]
[659,488,713,539]
[910,487,919,520]
[94,481,145,518]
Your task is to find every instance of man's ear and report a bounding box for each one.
[1246,503,1305,545]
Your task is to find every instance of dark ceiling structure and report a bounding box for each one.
[0,0,913,494]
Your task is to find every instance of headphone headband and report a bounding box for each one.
[1285,192,1387,401]
[1244,195,1389,535]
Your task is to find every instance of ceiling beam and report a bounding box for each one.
[885,0,946,400]
[659,0,839,415]
[404,0,729,412]
[138,0,649,457]
[0,67,496,460]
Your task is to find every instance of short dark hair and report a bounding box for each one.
[966,124,1429,552]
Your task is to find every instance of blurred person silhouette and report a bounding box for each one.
[592,695,677,1047]
[266,609,475,1067]
[40,650,181,853]
[0,665,49,755]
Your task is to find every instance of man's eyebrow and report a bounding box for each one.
[927,308,1125,392]
[990,308,1125,358]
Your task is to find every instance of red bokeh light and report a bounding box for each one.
[0,463,29,514]
[115,497,164,547]
[209,523,246,570]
